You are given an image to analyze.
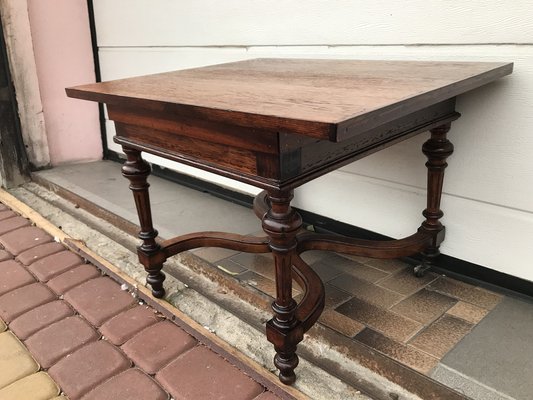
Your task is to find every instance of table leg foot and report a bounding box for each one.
[275,353,298,385]
[413,263,430,277]
[146,267,166,298]
[415,244,440,277]
[267,319,302,385]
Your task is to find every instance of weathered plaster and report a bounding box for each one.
[0,0,50,168]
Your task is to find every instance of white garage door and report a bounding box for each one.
[92,0,533,282]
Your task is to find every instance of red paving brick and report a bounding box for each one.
[100,305,162,345]
[0,260,36,296]
[156,345,264,400]
[28,251,84,282]
[0,226,53,255]
[0,203,285,400]
[0,210,17,221]
[9,300,75,340]
[0,249,12,262]
[122,321,197,374]
[65,277,136,326]
[0,203,8,211]
[80,368,168,400]
[25,316,100,368]
[16,242,65,265]
[0,282,56,322]
[47,264,101,294]
[48,340,131,399]
[0,216,30,235]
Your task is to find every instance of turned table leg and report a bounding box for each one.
[415,123,454,277]
[121,147,166,298]
[262,190,303,384]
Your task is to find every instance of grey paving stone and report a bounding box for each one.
[34,161,260,238]
[438,296,533,400]
[431,364,515,400]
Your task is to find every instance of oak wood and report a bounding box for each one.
[112,98,460,191]
[116,122,264,177]
[67,58,512,142]
[66,58,512,385]
[68,59,511,191]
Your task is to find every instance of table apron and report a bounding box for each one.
[113,98,458,192]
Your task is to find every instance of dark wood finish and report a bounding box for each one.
[110,101,460,191]
[66,58,512,142]
[162,232,270,257]
[262,190,303,384]
[120,148,166,298]
[278,100,459,185]
[66,58,512,385]
[415,124,455,277]
[68,59,511,191]
[291,255,325,333]
[297,231,436,259]
[255,189,439,259]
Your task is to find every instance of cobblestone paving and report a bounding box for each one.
[0,202,283,400]
[196,241,503,374]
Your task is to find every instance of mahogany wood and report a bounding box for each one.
[66,58,512,385]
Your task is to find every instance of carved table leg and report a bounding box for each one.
[415,124,454,277]
[121,147,166,297]
[262,189,303,384]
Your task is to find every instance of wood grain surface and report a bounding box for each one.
[67,58,512,142]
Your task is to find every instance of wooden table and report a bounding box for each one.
[67,58,512,384]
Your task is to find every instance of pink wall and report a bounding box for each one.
[28,0,102,165]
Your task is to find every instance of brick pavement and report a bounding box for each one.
[0,201,285,400]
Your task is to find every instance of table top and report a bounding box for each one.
[67,58,512,142]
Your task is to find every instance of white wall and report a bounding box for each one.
[93,1,533,282]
